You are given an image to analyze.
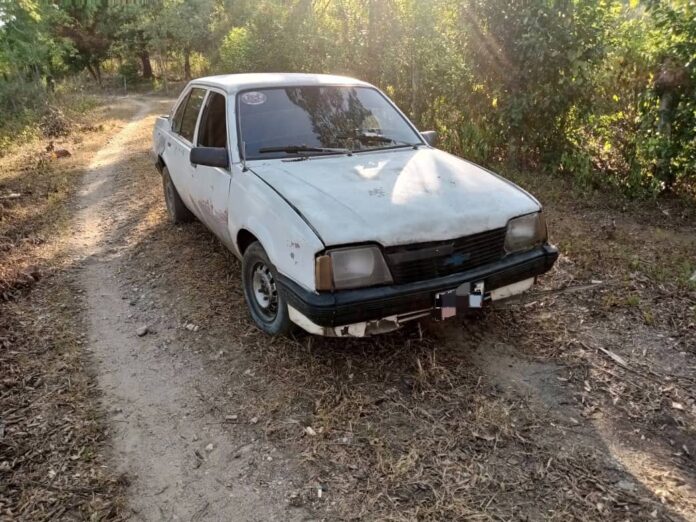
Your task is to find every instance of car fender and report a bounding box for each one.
[230,168,324,292]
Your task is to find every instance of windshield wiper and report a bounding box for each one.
[337,132,420,149]
[258,145,351,155]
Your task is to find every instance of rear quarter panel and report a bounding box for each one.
[152,116,170,162]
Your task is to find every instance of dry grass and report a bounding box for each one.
[0,283,127,520]
[113,138,695,520]
[0,97,136,520]
[0,99,135,299]
[2,96,694,520]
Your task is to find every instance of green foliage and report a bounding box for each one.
[219,27,251,73]
[0,0,68,80]
[452,0,609,165]
[641,0,696,193]
[0,79,46,151]
[0,0,695,200]
[118,59,140,84]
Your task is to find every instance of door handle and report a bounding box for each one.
[167,141,171,147]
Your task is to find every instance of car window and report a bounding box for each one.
[178,87,206,142]
[197,92,227,148]
[237,86,422,159]
[171,91,190,134]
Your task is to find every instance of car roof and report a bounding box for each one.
[190,73,371,94]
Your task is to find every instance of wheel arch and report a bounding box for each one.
[235,220,278,263]
[230,175,324,291]
[156,154,166,173]
[236,228,259,256]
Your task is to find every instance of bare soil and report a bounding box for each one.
[1,96,695,521]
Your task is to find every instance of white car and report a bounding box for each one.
[152,73,558,337]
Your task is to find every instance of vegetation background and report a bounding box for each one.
[1,0,695,199]
[1,2,695,520]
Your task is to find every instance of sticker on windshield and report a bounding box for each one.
[241,92,267,105]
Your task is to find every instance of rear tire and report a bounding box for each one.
[162,166,194,224]
[242,242,292,336]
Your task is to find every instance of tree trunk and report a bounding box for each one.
[657,90,676,190]
[86,63,98,83]
[159,49,169,93]
[140,51,153,79]
[184,48,192,80]
[95,62,102,86]
[32,64,42,83]
[410,45,419,122]
[366,0,379,85]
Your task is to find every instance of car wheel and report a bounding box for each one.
[162,166,194,224]
[242,242,292,336]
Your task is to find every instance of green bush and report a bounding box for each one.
[118,59,140,84]
[0,80,48,152]
[219,27,251,73]
[1,0,695,200]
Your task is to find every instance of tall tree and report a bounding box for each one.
[0,0,65,82]
[162,0,214,79]
[54,0,111,84]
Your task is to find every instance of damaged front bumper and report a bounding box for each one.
[279,244,559,337]
[288,306,433,337]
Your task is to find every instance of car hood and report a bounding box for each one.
[249,148,540,247]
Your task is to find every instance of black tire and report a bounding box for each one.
[242,242,292,336]
[162,166,194,224]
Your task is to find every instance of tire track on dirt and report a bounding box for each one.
[71,98,310,521]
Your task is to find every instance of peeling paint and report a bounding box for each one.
[288,306,425,338]
[197,198,229,233]
[251,148,540,247]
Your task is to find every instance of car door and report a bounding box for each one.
[167,86,207,212]
[190,89,233,245]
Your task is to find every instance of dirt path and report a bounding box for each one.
[70,98,310,521]
[54,95,694,521]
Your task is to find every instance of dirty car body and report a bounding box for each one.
[152,73,558,337]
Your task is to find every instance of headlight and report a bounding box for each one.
[315,246,393,290]
[505,212,547,254]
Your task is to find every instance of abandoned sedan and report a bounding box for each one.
[152,73,558,336]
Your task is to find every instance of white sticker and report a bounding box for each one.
[241,91,267,105]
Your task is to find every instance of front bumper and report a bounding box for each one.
[277,244,559,329]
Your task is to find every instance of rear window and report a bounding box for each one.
[178,87,206,142]
[171,92,190,134]
[197,92,227,148]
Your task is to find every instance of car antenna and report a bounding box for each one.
[241,141,249,172]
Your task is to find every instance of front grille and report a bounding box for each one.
[384,227,507,284]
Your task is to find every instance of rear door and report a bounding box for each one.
[166,86,207,210]
[189,89,233,245]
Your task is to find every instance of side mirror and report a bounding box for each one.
[190,147,229,168]
[421,130,438,147]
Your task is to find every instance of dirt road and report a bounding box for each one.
[70,99,310,521]
[64,97,694,520]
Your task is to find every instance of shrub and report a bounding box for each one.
[118,59,140,85]
[219,27,251,73]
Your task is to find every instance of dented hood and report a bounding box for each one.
[249,148,540,247]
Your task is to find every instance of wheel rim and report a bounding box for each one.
[251,262,278,321]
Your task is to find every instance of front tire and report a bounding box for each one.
[162,166,194,224]
[242,242,292,336]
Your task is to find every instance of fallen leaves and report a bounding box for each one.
[0,287,126,519]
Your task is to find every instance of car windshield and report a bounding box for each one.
[237,86,422,160]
